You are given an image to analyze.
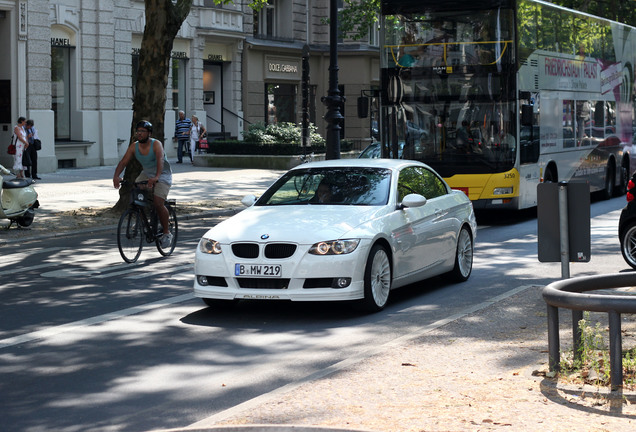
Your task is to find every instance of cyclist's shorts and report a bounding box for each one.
[135,173,170,200]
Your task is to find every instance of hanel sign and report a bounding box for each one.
[51,38,72,47]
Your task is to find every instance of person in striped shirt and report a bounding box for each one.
[174,110,192,163]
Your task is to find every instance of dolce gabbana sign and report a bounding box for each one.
[265,56,301,81]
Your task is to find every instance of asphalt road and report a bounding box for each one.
[0,194,628,431]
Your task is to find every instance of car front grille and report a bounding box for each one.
[264,243,297,259]
[232,243,259,258]
[231,243,297,259]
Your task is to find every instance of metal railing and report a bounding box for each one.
[206,109,250,141]
[542,272,636,390]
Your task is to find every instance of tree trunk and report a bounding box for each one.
[112,0,192,213]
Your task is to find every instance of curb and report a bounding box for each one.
[156,426,374,432]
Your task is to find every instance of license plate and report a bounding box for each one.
[235,263,282,277]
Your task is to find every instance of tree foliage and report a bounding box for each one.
[337,0,636,42]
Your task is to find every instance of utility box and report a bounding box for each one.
[537,181,591,262]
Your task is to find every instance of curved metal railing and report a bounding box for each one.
[542,272,636,390]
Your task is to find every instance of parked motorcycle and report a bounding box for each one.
[0,164,39,228]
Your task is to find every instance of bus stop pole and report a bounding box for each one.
[558,182,569,279]
[558,181,583,359]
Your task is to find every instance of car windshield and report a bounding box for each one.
[257,167,392,206]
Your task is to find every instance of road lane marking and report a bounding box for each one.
[0,293,194,350]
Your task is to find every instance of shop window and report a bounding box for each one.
[0,81,9,123]
[51,45,73,140]
[172,58,187,112]
[253,0,292,40]
[266,83,296,124]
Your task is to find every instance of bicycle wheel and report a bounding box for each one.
[117,208,143,263]
[156,204,178,256]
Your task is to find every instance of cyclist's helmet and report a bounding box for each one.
[136,120,153,133]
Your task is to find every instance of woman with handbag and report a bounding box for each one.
[25,119,41,180]
[12,117,29,179]
[189,115,206,162]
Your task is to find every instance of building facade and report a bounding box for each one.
[0,0,379,173]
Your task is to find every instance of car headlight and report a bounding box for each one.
[309,239,360,255]
[200,238,222,254]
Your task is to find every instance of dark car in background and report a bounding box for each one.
[619,173,636,269]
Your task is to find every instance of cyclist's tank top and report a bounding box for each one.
[135,139,172,185]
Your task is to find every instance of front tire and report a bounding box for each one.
[118,209,143,263]
[359,244,392,312]
[156,205,178,256]
[445,226,473,282]
[620,222,636,269]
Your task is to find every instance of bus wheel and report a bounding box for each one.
[602,163,615,200]
[543,166,557,183]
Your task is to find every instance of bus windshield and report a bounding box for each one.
[380,7,517,177]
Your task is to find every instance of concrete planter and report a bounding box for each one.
[193,152,358,170]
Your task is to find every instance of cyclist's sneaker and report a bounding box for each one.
[160,233,173,248]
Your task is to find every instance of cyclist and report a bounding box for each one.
[113,120,173,247]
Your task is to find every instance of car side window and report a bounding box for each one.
[397,166,448,202]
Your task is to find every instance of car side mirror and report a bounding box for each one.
[241,194,257,207]
[400,193,427,209]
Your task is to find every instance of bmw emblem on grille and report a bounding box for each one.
[261,234,270,240]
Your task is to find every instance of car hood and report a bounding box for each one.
[205,205,387,244]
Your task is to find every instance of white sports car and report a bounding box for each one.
[194,159,476,311]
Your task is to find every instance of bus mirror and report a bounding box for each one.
[357,96,369,118]
[521,104,533,126]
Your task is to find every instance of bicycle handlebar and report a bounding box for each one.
[119,179,151,188]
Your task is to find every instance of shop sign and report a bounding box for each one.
[265,56,301,81]
[131,48,189,59]
[51,38,72,47]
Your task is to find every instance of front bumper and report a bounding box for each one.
[193,241,370,302]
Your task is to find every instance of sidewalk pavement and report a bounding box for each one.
[29,162,285,213]
[3,164,636,431]
[167,285,636,432]
[0,162,285,243]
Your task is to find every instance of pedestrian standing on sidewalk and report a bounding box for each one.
[190,115,205,162]
[24,119,41,180]
[113,120,174,247]
[12,117,29,179]
[174,110,191,164]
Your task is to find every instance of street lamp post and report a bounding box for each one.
[322,0,343,160]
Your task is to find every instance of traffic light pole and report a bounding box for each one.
[322,0,343,160]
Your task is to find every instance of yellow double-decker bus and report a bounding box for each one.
[378,0,636,209]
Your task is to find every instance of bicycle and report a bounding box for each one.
[117,180,178,263]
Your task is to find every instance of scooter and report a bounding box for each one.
[0,164,39,229]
